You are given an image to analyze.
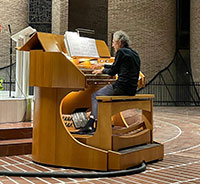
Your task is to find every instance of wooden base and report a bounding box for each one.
[32,87,108,171]
[108,142,164,170]
[32,87,164,171]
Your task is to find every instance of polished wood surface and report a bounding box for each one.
[32,87,108,170]
[96,94,155,101]
[86,94,154,151]
[95,40,111,57]
[108,142,164,170]
[29,51,85,88]
[20,32,66,53]
[20,32,163,171]
[112,129,151,151]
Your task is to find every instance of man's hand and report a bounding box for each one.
[92,63,104,69]
[92,69,103,75]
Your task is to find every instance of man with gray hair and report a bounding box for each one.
[76,30,141,134]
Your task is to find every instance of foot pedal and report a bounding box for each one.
[72,112,88,129]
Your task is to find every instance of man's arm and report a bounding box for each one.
[102,50,122,76]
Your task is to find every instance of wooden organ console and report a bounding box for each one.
[20,32,163,171]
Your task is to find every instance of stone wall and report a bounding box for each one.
[52,0,68,35]
[0,0,29,71]
[1,0,200,84]
[108,0,176,81]
[191,0,200,83]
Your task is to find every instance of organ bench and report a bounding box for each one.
[74,94,164,170]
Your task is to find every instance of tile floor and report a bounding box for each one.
[0,106,199,183]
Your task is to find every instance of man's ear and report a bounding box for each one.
[118,40,123,47]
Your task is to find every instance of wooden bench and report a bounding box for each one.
[64,92,163,171]
[84,94,155,151]
[81,93,164,170]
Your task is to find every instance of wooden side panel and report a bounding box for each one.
[52,53,85,88]
[32,87,108,171]
[142,100,154,142]
[87,102,113,150]
[30,50,52,87]
[29,51,85,88]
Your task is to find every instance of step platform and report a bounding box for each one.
[0,122,32,156]
[108,142,164,170]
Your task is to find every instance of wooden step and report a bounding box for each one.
[0,127,32,140]
[0,138,32,156]
[0,122,32,140]
[108,142,164,170]
[0,122,33,156]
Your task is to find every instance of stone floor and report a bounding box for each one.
[0,106,200,184]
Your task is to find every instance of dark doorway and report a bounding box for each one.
[176,0,190,49]
[68,0,108,43]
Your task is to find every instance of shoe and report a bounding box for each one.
[72,127,96,135]
[71,118,96,135]
[79,118,95,132]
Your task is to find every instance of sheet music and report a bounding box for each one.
[64,31,99,58]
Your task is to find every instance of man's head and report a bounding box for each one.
[112,30,129,52]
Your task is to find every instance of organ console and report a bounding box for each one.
[20,32,163,171]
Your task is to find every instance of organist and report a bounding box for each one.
[75,30,141,135]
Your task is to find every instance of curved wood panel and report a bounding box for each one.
[32,87,108,171]
[62,87,100,114]
[112,129,151,151]
[112,112,129,127]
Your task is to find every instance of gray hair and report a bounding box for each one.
[113,30,130,47]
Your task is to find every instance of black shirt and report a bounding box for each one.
[102,47,140,95]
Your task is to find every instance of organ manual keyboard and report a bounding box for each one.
[19,32,163,171]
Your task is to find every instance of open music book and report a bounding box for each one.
[64,31,99,58]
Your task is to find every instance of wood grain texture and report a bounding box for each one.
[32,87,108,171]
[29,51,85,88]
[22,32,163,171]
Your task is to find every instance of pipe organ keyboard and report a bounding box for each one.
[70,57,116,86]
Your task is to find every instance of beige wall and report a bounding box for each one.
[108,0,176,81]
[52,0,69,35]
[0,0,28,68]
[191,0,200,83]
[0,0,28,83]
[1,0,199,83]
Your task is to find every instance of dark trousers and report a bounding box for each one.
[91,84,136,119]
